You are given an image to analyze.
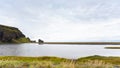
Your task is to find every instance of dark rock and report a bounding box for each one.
[38,39,44,44]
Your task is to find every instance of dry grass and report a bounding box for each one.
[0,56,118,68]
[0,60,115,68]
[78,60,113,68]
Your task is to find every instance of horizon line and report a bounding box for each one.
[43,42,120,45]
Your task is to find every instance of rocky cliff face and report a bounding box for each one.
[0,25,30,43]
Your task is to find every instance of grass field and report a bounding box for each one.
[0,55,119,68]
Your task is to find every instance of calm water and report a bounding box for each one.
[0,43,120,59]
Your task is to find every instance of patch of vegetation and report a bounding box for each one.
[0,55,119,68]
[77,55,120,65]
[16,37,31,43]
[11,37,31,43]
[0,25,19,33]
[0,24,32,43]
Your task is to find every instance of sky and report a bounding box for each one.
[0,0,120,42]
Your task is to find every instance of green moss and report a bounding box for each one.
[11,37,31,43]
[17,37,30,43]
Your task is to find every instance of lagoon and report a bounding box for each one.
[0,43,120,59]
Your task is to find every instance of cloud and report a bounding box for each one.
[38,18,120,42]
[0,0,120,41]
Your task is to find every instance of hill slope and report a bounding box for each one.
[0,25,30,43]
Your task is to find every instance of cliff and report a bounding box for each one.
[0,25,30,43]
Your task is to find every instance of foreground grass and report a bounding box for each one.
[0,55,119,68]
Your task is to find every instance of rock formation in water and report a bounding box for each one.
[38,39,44,44]
[0,24,31,43]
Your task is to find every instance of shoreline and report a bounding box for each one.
[105,47,120,49]
[44,42,120,45]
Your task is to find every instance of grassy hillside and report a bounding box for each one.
[0,25,31,43]
[0,55,119,68]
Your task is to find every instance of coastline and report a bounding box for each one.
[105,47,120,49]
[44,42,120,45]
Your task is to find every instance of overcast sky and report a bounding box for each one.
[0,0,120,42]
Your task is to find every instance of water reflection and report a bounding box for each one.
[0,44,22,56]
[0,43,120,59]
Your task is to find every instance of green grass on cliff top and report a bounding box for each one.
[0,25,19,32]
[16,37,31,43]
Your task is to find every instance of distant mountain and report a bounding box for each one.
[0,25,31,43]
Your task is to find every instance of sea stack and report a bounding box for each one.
[38,39,44,44]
